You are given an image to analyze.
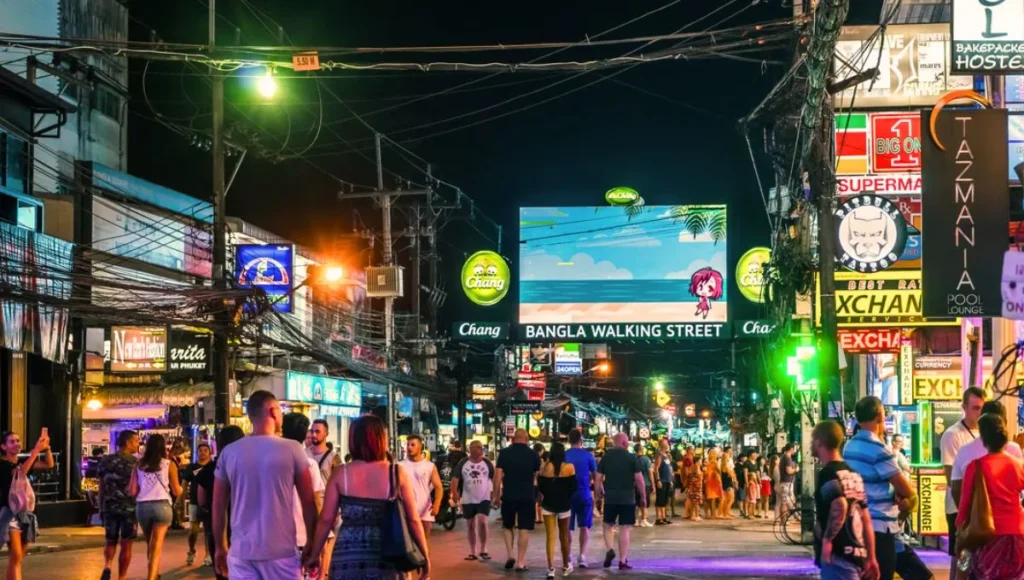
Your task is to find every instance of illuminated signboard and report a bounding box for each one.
[870,113,921,173]
[837,328,902,354]
[912,357,994,401]
[285,371,361,409]
[736,247,771,303]
[900,341,914,405]
[471,384,496,401]
[461,251,510,306]
[912,467,949,536]
[553,343,582,375]
[110,326,167,372]
[951,0,1024,74]
[834,194,908,273]
[516,371,546,390]
[235,244,294,313]
[520,205,728,340]
[816,270,957,328]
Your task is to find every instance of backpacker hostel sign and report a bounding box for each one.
[816,271,957,328]
[952,0,1024,74]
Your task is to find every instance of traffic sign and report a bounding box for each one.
[655,390,672,408]
[871,113,921,173]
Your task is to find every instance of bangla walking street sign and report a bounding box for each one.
[521,322,731,341]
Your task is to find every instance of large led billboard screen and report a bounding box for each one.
[520,205,728,340]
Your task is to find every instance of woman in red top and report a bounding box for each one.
[956,413,1024,580]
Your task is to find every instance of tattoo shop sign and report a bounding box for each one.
[921,99,1008,317]
[520,322,731,341]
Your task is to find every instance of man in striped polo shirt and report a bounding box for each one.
[844,397,929,580]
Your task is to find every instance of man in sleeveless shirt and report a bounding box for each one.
[400,435,444,539]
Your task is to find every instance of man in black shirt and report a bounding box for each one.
[493,429,541,572]
[596,433,645,570]
[812,421,879,580]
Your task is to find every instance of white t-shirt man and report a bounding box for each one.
[293,456,325,548]
[951,439,1024,484]
[400,458,437,522]
[940,420,978,514]
[455,457,494,506]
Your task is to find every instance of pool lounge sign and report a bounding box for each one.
[521,322,730,341]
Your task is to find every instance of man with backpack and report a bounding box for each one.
[306,419,341,575]
[451,440,494,561]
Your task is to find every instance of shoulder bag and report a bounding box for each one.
[8,467,35,514]
[380,462,428,572]
[956,457,996,554]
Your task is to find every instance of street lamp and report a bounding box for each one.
[323,266,344,283]
[654,380,665,391]
[257,68,278,99]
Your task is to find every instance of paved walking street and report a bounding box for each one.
[2,516,950,579]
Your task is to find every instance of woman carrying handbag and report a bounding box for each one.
[955,413,1024,580]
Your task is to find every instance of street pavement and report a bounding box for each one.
[2,515,951,579]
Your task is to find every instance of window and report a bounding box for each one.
[16,201,38,231]
[93,86,122,120]
[0,131,28,194]
[0,191,42,232]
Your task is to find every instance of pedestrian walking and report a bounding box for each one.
[400,435,444,540]
[451,440,494,562]
[283,412,326,576]
[845,396,928,580]
[735,451,749,517]
[181,442,213,566]
[758,456,772,519]
[954,412,1024,579]
[303,414,430,579]
[539,442,577,578]
[775,444,798,519]
[129,433,183,580]
[653,439,674,526]
[743,451,760,519]
[212,390,320,580]
[565,429,597,568]
[0,428,53,580]
[493,428,542,572]
[596,432,645,570]
[195,425,245,580]
[634,444,654,527]
[703,447,723,519]
[98,430,140,580]
[682,446,704,521]
[811,421,879,580]
[941,387,985,580]
[306,419,342,575]
[534,443,548,524]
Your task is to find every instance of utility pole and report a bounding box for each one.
[376,133,398,454]
[210,0,231,426]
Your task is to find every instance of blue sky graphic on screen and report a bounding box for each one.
[520,205,727,324]
[235,244,294,313]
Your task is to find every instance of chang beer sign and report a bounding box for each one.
[461,251,510,306]
[604,186,642,207]
[735,320,776,339]
[736,247,771,303]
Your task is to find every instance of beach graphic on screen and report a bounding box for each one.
[520,205,727,324]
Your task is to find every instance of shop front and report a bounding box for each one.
[283,370,361,454]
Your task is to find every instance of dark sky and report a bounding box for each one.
[124,0,889,391]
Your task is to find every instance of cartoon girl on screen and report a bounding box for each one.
[689,267,724,319]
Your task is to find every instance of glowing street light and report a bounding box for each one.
[323,266,344,283]
[86,397,103,411]
[596,362,610,374]
[257,69,278,99]
[654,380,665,391]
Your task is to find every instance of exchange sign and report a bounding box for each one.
[837,328,902,353]
[816,270,957,328]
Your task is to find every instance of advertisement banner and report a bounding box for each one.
[516,371,546,390]
[235,244,294,313]
[110,326,167,372]
[452,322,509,340]
[837,328,902,353]
[284,371,361,408]
[736,247,771,303]
[913,356,961,400]
[553,343,582,375]
[834,194,908,273]
[914,467,949,536]
[836,174,922,196]
[871,113,922,173]
[952,0,1024,74]
[167,327,211,376]
[835,25,972,107]
[88,162,214,223]
[921,108,1008,317]
[509,401,541,415]
[461,251,510,306]
[471,384,496,401]
[835,113,869,175]
[734,320,776,339]
[520,205,727,326]
[92,197,212,277]
[521,322,730,341]
[816,271,957,328]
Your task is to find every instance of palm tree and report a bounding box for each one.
[624,204,727,244]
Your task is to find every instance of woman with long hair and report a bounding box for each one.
[0,429,53,580]
[703,448,723,519]
[956,413,1024,580]
[538,442,577,578]
[719,449,736,519]
[682,447,704,521]
[758,456,772,519]
[304,415,430,579]
[129,434,183,580]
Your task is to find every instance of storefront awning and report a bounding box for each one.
[94,382,213,407]
[84,404,167,421]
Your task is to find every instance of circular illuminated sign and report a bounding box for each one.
[605,187,641,206]
[461,251,510,306]
[835,194,907,273]
[736,247,771,303]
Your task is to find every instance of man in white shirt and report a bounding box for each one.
[939,386,984,577]
[400,435,443,539]
[283,413,325,553]
[451,440,494,561]
[951,399,1023,506]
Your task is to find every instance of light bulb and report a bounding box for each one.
[257,70,278,99]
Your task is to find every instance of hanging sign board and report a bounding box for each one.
[292,52,320,71]
[837,328,902,353]
[951,0,1024,74]
[816,271,958,328]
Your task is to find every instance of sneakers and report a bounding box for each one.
[547,569,555,579]
[577,555,588,569]
[562,563,574,576]
[603,549,616,568]
[186,551,196,566]
[202,556,213,567]
[639,519,653,527]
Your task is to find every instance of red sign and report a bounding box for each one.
[838,328,902,354]
[525,389,545,401]
[517,371,546,390]
[871,113,922,173]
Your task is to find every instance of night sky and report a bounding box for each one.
[125,0,889,395]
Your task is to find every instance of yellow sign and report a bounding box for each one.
[913,467,948,536]
[655,390,672,408]
[528,426,541,439]
[899,342,913,405]
[736,247,771,303]
[816,271,958,328]
[913,357,994,401]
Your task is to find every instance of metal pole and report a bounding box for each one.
[211,0,231,425]
[377,134,397,452]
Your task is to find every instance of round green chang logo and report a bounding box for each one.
[605,187,641,206]
[461,251,510,306]
[736,247,771,303]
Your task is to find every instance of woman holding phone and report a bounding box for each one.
[0,428,54,580]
